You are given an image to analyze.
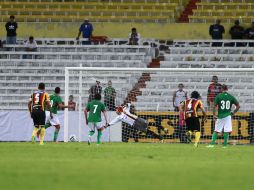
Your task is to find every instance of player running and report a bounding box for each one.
[84,93,108,145]
[179,91,207,147]
[105,103,163,141]
[39,87,74,142]
[28,83,52,145]
[207,84,240,148]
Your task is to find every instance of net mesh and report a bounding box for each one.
[65,68,254,145]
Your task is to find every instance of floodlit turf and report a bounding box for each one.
[0,142,253,190]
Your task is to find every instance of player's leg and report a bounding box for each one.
[37,111,52,138]
[95,122,103,145]
[193,117,201,147]
[222,116,232,148]
[53,125,60,142]
[146,129,163,141]
[50,114,61,142]
[185,118,192,143]
[134,117,163,141]
[38,110,46,145]
[31,110,40,143]
[207,118,223,147]
[87,123,95,145]
[32,126,39,143]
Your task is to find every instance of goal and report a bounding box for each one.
[64,67,254,145]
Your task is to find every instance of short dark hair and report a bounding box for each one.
[94,93,101,100]
[191,91,200,99]
[132,27,136,31]
[10,15,15,19]
[55,87,60,94]
[38,83,45,90]
[29,36,34,40]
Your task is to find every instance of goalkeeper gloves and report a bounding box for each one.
[104,123,110,128]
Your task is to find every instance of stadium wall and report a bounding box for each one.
[0,111,122,142]
[0,23,247,39]
[1,111,252,143]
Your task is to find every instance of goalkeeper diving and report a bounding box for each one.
[105,103,163,141]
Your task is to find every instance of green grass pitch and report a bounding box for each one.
[0,142,253,190]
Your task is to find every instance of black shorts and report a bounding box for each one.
[31,109,46,127]
[185,117,200,132]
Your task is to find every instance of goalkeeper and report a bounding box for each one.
[105,103,163,141]
[207,84,240,148]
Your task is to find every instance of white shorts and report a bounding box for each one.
[88,122,103,131]
[214,115,232,133]
[45,111,60,126]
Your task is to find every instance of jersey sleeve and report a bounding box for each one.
[58,96,63,104]
[101,103,106,112]
[214,95,219,105]
[109,116,122,126]
[231,96,239,105]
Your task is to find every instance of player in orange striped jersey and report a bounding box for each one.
[179,91,207,147]
[28,83,52,145]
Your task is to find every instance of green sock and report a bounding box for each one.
[53,129,60,142]
[211,132,218,145]
[45,123,51,129]
[89,131,95,137]
[97,131,102,144]
[223,132,229,146]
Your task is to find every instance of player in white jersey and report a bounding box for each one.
[105,103,163,141]
[173,83,188,111]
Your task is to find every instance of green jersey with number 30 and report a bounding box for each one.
[214,92,239,119]
[86,100,106,122]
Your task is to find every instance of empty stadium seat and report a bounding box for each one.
[189,0,254,23]
[0,0,184,23]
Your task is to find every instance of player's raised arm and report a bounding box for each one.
[105,107,123,128]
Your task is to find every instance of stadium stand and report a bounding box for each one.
[0,41,153,110]
[134,39,254,111]
[189,0,254,23]
[0,0,184,23]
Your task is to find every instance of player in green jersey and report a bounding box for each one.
[38,87,74,142]
[207,84,240,148]
[84,93,108,145]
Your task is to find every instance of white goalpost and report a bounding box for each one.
[64,67,254,144]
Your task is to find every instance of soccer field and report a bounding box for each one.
[0,143,253,190]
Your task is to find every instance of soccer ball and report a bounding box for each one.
[69,134,78,142]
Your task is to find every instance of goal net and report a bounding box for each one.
[64,67,254,145]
